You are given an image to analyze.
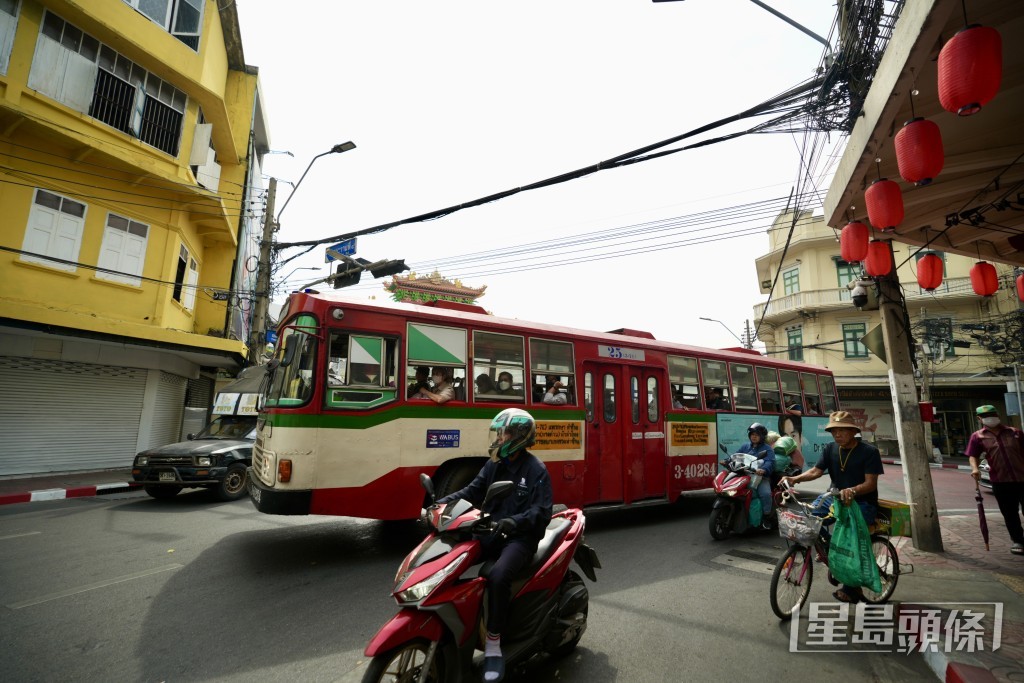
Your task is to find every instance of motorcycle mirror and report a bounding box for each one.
[482,480,515,507]
[420,473,435,502]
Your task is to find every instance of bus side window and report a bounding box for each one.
[327,333,348,387]
[668,356,701,410]
[530,338,575,406]
[584,372,594,421]
[699,359,731,411]
[756,366,782,413]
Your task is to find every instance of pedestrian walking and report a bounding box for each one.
[965,405,1024,556]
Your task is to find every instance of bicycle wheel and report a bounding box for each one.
[770,544,813,620]
[861,536,899,604]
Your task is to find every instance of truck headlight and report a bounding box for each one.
[395,553,467,604]
[136,456,149,466]
[197,456,212,466]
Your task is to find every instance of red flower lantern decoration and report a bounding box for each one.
[938,25,1002,116]
[1017,272,1024,302]
[970,261,999,296]
[865,179,904,232]
[895,118,944,186]
[865,240,892,277]
[840,221,870,263]
[916,253,944,291]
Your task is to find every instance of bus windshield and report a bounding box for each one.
[268,316,318,407]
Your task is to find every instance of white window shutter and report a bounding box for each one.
[190,123,213,165]
[195,146,221,191]
[97,226,125,277]
[182,259,198,310]
[0,11,17,75]
[60,52,98,114]
[27,37,65,101]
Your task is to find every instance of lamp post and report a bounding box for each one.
[699,317,750,349]
[249,142,357,363]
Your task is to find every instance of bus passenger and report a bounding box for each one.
[475,373,496,395]
[415,367,455,404]
[407,366,431,398]
[705,387,726,410]
[541,375,568,405]
[435,409,553,683]
[496,371,518,397]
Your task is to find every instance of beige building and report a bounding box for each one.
[753,211,1019,458]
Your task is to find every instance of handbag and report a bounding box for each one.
[748,496,763,527]
[827,499,882,592]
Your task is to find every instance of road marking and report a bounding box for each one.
[711,545,779,575]
[0,531,41,541]
[6,564,183,609]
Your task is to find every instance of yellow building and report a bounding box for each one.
[0,0,271,474]
[753,211,1019,458]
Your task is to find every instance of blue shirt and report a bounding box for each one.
[737,441,776,476]
[438,451,553,545]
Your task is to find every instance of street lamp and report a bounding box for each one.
[699,317,749,348]
[275,141,357,222]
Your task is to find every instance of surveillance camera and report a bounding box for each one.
[851,285,868,308]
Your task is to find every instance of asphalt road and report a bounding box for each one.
[0,470,958,682]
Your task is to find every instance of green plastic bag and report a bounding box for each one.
[748,496,762,527]
[827,499,882,593]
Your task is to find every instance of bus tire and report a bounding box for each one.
[435,461,479,500]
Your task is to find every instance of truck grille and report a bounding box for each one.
[148,455,194,466]
[252,442,275,486]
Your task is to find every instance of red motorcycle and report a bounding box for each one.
[361,474,601,683]
[709,452,797,540]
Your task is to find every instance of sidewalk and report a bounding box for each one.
[881,455,975,471]
[1,467,1021,682]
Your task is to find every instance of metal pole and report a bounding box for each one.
[1015,363,1023,430]
[249,177,277,364]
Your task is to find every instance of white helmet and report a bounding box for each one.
[488,408,537,460]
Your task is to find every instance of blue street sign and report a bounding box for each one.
[325,238,357,262]
[264,329,278,345]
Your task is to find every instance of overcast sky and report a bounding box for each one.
[237,0,841,350]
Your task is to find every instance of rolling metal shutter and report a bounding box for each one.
[0,357,146,475]
[145,371,187,450]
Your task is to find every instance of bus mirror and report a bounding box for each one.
[281,335,298,368]
[483,480,515,507]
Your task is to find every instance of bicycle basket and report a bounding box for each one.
[777,509,823,546]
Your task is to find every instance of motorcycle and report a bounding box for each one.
[360,473,601,683]
[708,450,800,540]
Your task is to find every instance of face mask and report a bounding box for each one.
[981,417,1000,427]
[499,381,511,391]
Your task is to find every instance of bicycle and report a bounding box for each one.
[769,484,900,621]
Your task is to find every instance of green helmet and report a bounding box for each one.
[774,435,797,456]
[488,408,537,460]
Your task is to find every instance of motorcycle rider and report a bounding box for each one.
[436,408,553,683]
[736,422,776,529]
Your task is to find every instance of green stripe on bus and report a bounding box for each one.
[664,413,717,423]
[408,325,465,364]
[266,406,587,430]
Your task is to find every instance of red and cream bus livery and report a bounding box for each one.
[248,290,838,520]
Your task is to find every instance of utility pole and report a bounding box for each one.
[744,319,754,350]
[919,308,937,464]
[876,242,942,552]
[249,177,277,364]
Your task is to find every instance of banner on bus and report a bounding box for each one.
[533,421,582,450]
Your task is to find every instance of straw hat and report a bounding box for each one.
[824,410,860,432]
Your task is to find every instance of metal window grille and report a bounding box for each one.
[89,69,135,134]
[140,96,182,156]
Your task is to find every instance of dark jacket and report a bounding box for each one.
[737,440,776,476]
[438,451,553,545]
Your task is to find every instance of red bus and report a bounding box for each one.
[248,290,838,519]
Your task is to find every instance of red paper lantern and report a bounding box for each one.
[1017,272,1024,301]
[916,253,944,291]
[938,25,1002,116]
[970,261,999,296]
[895,118,944,186]
[865,240,892,277]
[865,179,904,232]
[840,221,870,263]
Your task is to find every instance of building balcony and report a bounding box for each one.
[754,277,979,322]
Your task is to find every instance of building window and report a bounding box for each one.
[172,243,197,311]
[836,260,859,288]
[97,213,149,286]
[20,189,87,272]
[843,322,869,359]
[787,327,803,362]
[783,267,800,295]
[122,0,204,50]
[0,0,19,75]
[30,12,187,156]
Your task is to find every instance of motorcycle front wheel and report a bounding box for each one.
[709,506,733,540]
[361,638,451,683]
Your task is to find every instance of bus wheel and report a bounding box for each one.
[436,462,478,499]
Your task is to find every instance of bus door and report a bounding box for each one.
[625,368,668,502]
[583,365,625,504]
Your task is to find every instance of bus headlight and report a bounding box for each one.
[395,553,467,604]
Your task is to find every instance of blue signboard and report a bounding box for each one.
[325,238,357,262]
[426,429,461,448]
[264,329,278,344]
[716,413,832,465]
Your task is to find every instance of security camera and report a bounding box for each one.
[847,279,872,308]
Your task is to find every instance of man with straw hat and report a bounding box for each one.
[965,405,1024,556]
[780,410,884,603]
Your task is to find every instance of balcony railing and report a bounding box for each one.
[754,277,978,320]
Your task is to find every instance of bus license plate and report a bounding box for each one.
[159,471,175,482]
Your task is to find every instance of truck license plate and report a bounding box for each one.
[159,471,175,482]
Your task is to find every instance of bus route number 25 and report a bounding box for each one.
[674,462,715,479]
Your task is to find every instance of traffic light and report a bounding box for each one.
[368,259,408,278]
[332,262,364,289]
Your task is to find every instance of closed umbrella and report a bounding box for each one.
[975,480,990,552]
